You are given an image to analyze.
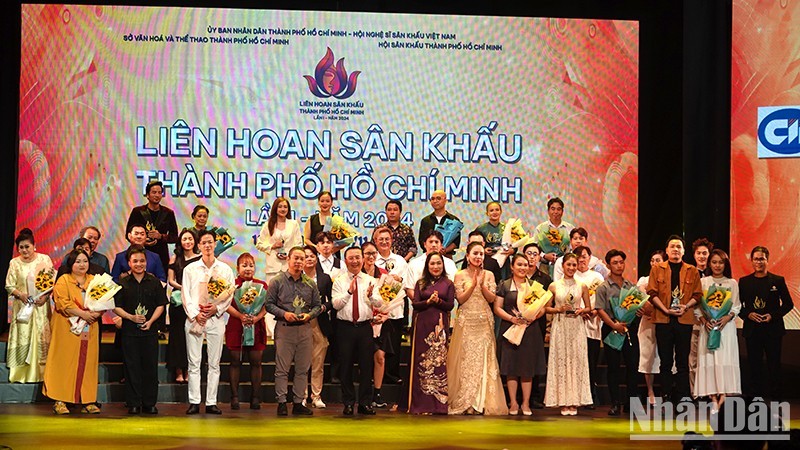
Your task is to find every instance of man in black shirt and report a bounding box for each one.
[113,245,168,415]
[739,245,794,400]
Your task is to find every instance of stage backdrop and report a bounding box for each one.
[732,0,800,327]
[16,5,638,276]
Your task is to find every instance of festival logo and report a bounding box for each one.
[303,47,361,99]
[757,106,800,158]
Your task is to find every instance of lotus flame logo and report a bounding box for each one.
[304,47,361,99]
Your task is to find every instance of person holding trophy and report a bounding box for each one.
[265,247,322,416]
[646,235,702,402]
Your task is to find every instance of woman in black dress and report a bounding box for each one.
[493,254,547,416]
[166,229,200,383]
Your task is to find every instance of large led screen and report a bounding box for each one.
[17,5,639,280]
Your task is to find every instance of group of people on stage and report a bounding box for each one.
[5,182,795,418]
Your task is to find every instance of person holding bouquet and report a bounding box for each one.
[417,190,462,258]
[493,254,547,416]
[372,227,409,406]
[182,230,235,415]
[534,197,573,277]
[544,253,593,416]
[42,249,103,414]
[408,252,455,414]
[112,245,168,415]
[166,229,200,384]
[6,228,54,383]
[225,253,268,410]
[596,249,642,416]
[694,249,741,411]
[473,202,513,279]
[447,242,508,415]
[304,191,343,254]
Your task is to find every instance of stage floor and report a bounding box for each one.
[2,402,797,449]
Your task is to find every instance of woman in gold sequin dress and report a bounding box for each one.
[446,242,508,415]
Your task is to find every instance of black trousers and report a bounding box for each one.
[602,324,642,405]
[587,337,601,392]
[656,318,692,400]
[385,318,404,380]
[337,320,374,406]
[746,329,783,400]
[122,333,160,408]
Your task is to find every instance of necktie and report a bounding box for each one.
[352,276,360,323]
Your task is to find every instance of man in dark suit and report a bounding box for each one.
[303,245,333,408]
[739,245,795,400]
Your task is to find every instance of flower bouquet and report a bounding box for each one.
[189,269,235,336]
[323,215,359,247]
[502,280,552,346]
[699,285,733,350]
[18,262,55,323]
[85,273,121,312]
[370,275,405,338]
[169,289,182,307]
[537,225,568,257]
[67,274,121,335]
[493,218,531,266]
[434,218,464,248]
[234,281,267,346]
[603,286,650,351]
[213,227,237,257]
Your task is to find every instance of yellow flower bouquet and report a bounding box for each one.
[85,273,121,312]
[502,280,552,346]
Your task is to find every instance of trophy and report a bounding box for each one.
[670,286,683,311]
[565,293,576,317]
[135,303,149,328]
[276,238,287,258]
[292,296,307,320]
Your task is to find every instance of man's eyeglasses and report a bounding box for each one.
[525,251,540,257]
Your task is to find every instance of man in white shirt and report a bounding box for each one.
[372,226,408,402]
[553,227,609,281]
[404,230,458,300]
[182,230,235,415]
[332,246,377,415]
